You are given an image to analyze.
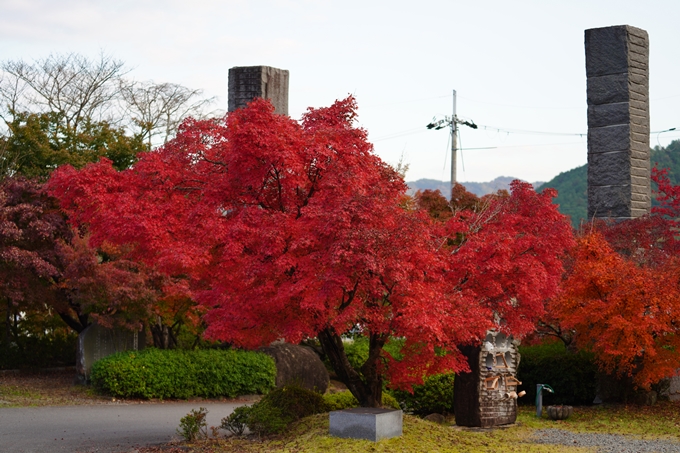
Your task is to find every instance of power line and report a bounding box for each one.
[375,123,678,142]
[477,124,585,137]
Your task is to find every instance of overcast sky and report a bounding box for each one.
[2,0,679,183]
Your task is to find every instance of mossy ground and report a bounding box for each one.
[163,402,680,453]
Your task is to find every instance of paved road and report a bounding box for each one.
[0,401,248,453]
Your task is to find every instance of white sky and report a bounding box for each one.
[1,0,679,183]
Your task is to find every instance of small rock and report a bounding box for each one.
[423,413,447,424]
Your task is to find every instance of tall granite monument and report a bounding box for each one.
[228,66,289,115]
[585,25,650,220]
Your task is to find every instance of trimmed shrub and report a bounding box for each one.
[323,390,400,410]
[517,341,597,406]
[391,373,455,415]
[90,348,276,399]
[226,384,328,436]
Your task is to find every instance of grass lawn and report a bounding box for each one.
[161,403,680,453]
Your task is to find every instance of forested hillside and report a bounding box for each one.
[538,140,680,228]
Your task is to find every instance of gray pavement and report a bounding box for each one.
[0,401,248,453]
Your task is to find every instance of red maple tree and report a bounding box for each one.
[48,97,573,406]
[547,228,680,390]
[0,177,159,339]
[542,168,680,390]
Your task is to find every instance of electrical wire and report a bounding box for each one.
[476,124,586,137]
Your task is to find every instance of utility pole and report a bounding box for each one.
[451,90,458,190]
[427,90,477,196]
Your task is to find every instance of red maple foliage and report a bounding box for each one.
[541,167,680,390]
[48,97,573,406]
[547,228,680,390]
[0,177,158,338]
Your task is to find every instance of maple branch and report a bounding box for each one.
[198,152,227,167]
[338,279,360,311]
[271,165,285,213]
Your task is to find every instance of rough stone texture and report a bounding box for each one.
[260,343,329,393]
[329,408,403,441]
[545,405,573,420]
[454,332,521,428]
[633,390,657,406]
[587,103,629,128]
[228,66,289,115]
[423,413,447,424]
[666,375,680,401]
[585,25,650,221]
[76,323,145,383]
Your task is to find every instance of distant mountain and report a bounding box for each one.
[537,139,680,228]
[407,176,545,198]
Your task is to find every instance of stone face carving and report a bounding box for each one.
[260,343,330,393]
[75,323,145,384]
[585,25,650,220]
[228,66,289,115]
[453,331,521,427]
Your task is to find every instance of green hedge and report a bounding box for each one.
[91,348,276,399]
[391,373,455,415]
[517,341,597,406]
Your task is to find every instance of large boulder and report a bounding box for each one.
[261,343,329,393]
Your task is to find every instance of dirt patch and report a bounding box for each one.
[0,368,110,407]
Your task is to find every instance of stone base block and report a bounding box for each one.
[329,408,403,441]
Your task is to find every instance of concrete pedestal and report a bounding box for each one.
[329,408,403,441]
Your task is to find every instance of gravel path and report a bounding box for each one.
[532,428,680,453]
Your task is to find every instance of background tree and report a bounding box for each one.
[0,177,158,344]
[120,81,216,149]
[0,53,215,178]
[547,229,680,390]
[48,97,573,407]
[540,168,680,391]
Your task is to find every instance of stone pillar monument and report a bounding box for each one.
[585,25,650,220]
[228,66,289,115]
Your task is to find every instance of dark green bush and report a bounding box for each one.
[390,373,455,415]
[0,333,76,369]
[323,390,400,411]
[230,384,328,436]
[517,341,597,406]
[246,402,289,436]
[90,348,276,399]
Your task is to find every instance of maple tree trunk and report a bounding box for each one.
[318,327,385,407]
[150,318,179,349]
[56,311,88,334]
[4,298,11,345]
